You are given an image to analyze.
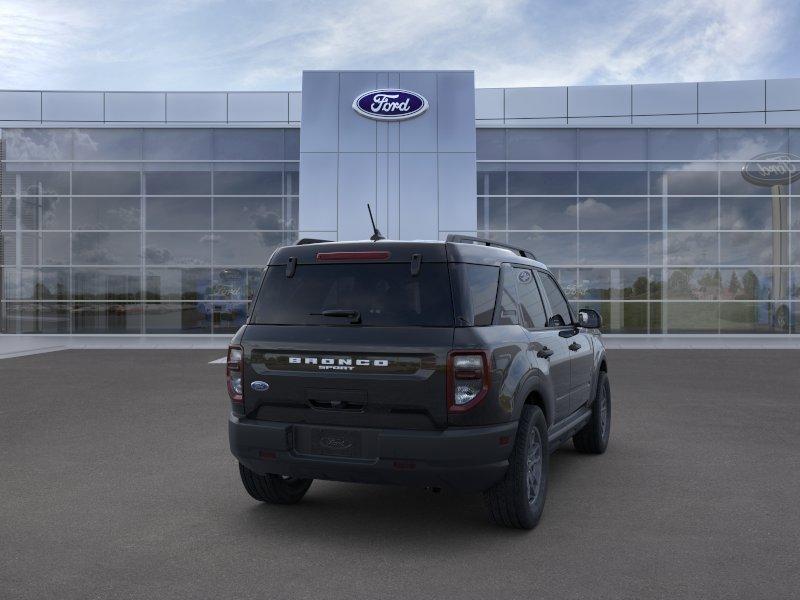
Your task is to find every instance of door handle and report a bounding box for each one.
[568,342,581,352]
[536,346,554,359]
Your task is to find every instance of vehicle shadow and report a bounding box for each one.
[231,446,587,543]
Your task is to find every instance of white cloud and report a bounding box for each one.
[0,0,793,90]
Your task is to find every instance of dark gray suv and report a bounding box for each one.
[227,235,610,529]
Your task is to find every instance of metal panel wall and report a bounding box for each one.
[299,70,477,242]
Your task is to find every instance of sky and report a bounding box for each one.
[0,0,798,91]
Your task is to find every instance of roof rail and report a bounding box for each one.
[296,237,333,245]
[446,234,536,260]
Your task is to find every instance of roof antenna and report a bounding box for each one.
[367,203,385,241]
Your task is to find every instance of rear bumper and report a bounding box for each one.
[229,414,517,492]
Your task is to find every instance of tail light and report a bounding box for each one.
[227,345,244,407]
[447,351,490,413]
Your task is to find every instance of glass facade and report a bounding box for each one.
[2,125,799,336]
[478,128,800,334]
[0,128,299,334]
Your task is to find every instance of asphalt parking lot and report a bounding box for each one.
[2,349,799,599]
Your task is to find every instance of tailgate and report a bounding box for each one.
[242,325,453,430]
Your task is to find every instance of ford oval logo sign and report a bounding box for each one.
[353,89,428,121]
[250,381,269,392]
[741,152,800,187]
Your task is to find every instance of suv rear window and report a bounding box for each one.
[251,263,454,327]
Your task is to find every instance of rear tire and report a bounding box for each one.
[483,405,549,529]
[573,371,611,454]
[238,463,312,504]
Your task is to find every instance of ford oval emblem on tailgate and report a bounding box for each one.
[319,436,353,450]
[250,381,269,392]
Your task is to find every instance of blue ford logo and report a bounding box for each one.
[353,89,428,121]
[250,381,269,392]
[741,152,800,186]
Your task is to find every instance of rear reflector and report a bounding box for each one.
[316,251,390,261]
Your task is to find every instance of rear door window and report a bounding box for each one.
[251,263,454,327]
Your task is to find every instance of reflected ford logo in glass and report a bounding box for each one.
[741,152,800,186]
[352,89,428,121]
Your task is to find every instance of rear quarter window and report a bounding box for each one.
[450,263,499,326]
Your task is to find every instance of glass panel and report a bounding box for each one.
[578,197,647,230]
[20,196,69,230]
[720,232,776,265]
[143,129,213,160]
[650,169,717,195]
[508,165,576,195]
[73,302,142,334]
[6,268,69,300]
[212,232,285,266]
[580,301,647,334]
[284,129,300,159]
[212,302,249,334]
[144,171,211,195]
[212,267,263,301]
[793,303,800,334]
[476,129,505,160]
[146,268,213,300]
[792,269,800,299]
[145,197,211,230]
[507,129,576,160]
[649,269,663,300]
[3,302,70,333]
[72,232,140,265]
[664,302,719,333]
[718,129,788,160]
[144,232,212,266]
[72,268,141,300]
[649,197,663,230]
[452,264,498,326]
[720,197,783,230]
[213,197,285,230]
[144,302,213,334]
[794,232,800,265]
[284,163,299,195]
[578,129,646,160]
[577,268,649,300]
[649,301,662,333]
[1,232,15,264]
[476,164,506,195]
[720,167,786,195]
[647,129,717,161]
[507,232,577,266]
[579,171,647,195]
[19,232,70,265]
[720,302,788,334]
[3,129,72,160]
[495,265,519,326]
[792,198,800,230]
[667,233,719,265]
[213,164,283,195]
[72,171,141,195]
[72,197,141,230]
[667,197,718,230]
[508,197,576,230]
[73,129,142,160]
[214,129,284,160]
[1,197,16,228]
[579,233,649,265]
[719,267,787,301]
[477,197,506,230]
[666,268,720,300]
[4,169,70,195]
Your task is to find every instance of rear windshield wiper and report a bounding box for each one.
[310,309,362,324]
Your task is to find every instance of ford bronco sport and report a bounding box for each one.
[227,234,610,529]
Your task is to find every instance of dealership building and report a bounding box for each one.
[1,70,799,340]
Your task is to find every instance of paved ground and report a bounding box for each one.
[1,349,799,600]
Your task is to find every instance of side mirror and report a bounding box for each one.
[578,308,602,329]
